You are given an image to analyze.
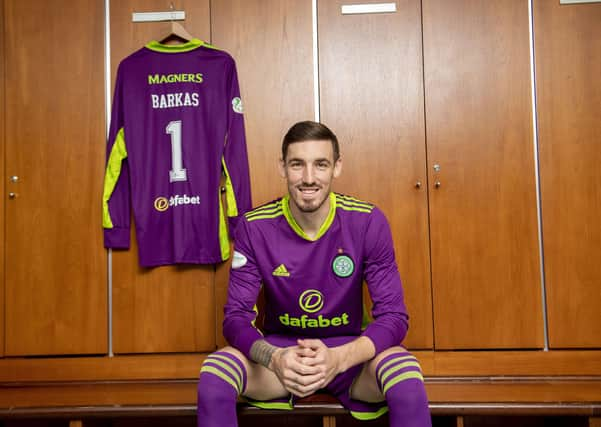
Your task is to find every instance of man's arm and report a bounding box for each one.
[360,207,409,353]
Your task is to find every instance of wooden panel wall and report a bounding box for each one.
[211,0,314,347]
[423,0,542,349]
[0,0,4,357]
[4,0,107,355]
[318,0,432,349]
[109,0,215,353]
[535,0,601,348]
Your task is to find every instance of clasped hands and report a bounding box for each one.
[269,338,342,397]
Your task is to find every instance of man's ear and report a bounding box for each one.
[278,158,286,178]
[333,157,343,178]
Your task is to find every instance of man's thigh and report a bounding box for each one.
[350,346,409,403]
[218,346,288,401]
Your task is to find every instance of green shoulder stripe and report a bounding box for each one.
[337,204,372,214]
[246,211,284,222]
[335,193,374,208]
[245,201,283,219]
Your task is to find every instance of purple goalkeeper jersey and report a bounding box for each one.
[223,192,409,358]
[102,39,251,267]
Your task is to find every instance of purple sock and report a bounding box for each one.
[376,352,431,427]
[197,351,247,427]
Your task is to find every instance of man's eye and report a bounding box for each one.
[317,162,329,169]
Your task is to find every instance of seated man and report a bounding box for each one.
[198,121,431,427]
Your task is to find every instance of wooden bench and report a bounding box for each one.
[1,352,600,426]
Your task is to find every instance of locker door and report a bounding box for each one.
[319,0,433,348]
[424,0,543,349]
[535,0,601,348]
[4,0,107,355]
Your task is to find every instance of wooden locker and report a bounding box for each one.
[211,0,314,346]
[535,0,601,348]
[109,0,216,353]
[318,0,433,349]
[4,0,107,355]
[423,0,543,349]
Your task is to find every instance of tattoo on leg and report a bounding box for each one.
[250,339,278,368]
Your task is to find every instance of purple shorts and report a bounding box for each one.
[244,334,388,421]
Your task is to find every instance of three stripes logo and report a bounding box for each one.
[272,264,290,277]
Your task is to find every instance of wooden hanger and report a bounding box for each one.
[158,20,195,45]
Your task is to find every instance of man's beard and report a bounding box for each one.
[291,186,329,213]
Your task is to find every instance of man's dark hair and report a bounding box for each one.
[282,121,340,161]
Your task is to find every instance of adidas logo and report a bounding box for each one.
[272,264,290,277]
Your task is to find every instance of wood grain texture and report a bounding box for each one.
[211,0,314,346]
[0,0,5,357]
[4,0,107,355]
[211,0,314,207]
[3,350,600,383]
[109,0,216,353]
[534,0,601,348]
[423,0,542,349]
[318,0,432,349]
[1,379,601,409]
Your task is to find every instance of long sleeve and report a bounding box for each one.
[222,58,252,231]
[360,207,409,354]
[222,219,264,358]
[102,66,131,248]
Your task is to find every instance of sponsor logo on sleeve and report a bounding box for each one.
[232,97,243,114]
[232,251,248,269]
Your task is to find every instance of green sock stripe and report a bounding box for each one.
[382,371,424,395]
[204,358,242,391]
[380,361,422,384]
[376,355,416,381]
[209,353,245,386]
[200,366,240,394]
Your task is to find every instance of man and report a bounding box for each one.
[198,121,431,426]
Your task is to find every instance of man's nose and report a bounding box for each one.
[302,165,315,183]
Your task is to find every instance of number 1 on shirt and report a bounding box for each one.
[166,120,187,182]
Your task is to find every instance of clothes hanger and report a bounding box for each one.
[158,3,195,44]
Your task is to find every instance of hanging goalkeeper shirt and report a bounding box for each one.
[102,39,251,267]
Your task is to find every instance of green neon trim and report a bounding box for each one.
[200,366,239,393]
[221,157,238,217]
[380,361,422,384]
[245,400,294,410]
[335,193,372,205]
[350,406,389,420]
[382,371,424,394]
[251,304,259,328]
[204,358,242,391]
[282,192,336,241]
[245,202,283,219]
[377,355,417,380]
[102,128,128,228]
[336,204,372,213]
[146,38,204,53]
[218,189,230,260]
[335,198,373,210]
[209,354,244,386]
[201,42,221,51]
[246,212,284,222]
